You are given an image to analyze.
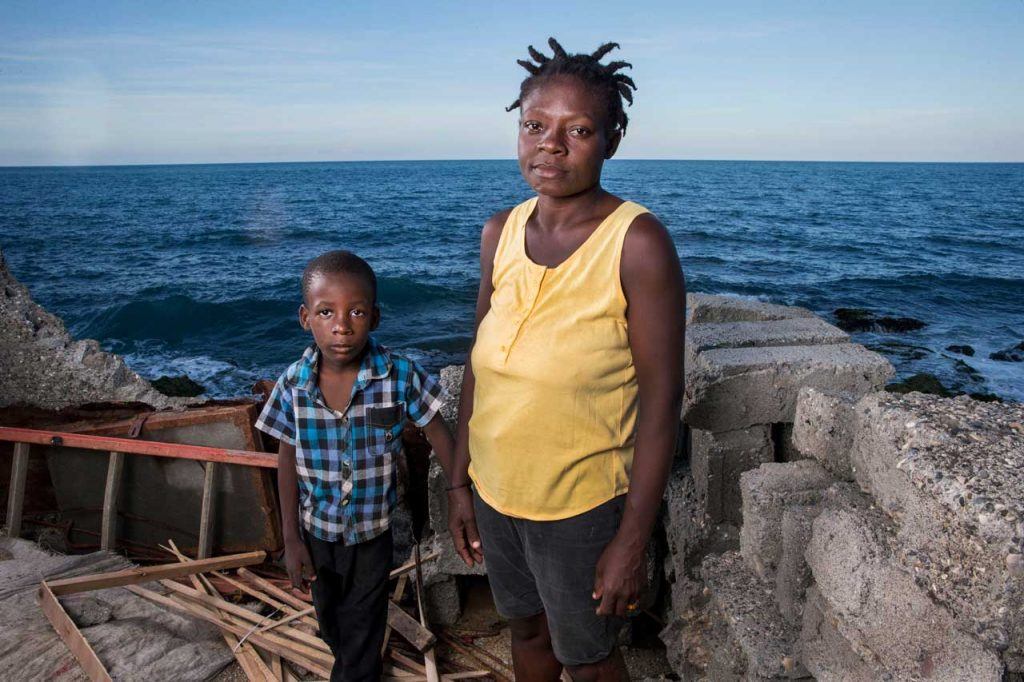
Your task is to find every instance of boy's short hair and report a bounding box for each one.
[302,250,377,304]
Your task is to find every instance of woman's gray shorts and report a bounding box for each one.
[473,490,626,666]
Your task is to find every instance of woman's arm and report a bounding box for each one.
[594,213,686,617]
[446,208,511,565]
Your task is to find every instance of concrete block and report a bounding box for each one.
[776,504,820,626]
[792,387,861,479]
[740,460,832,580]
[691,426,773,524]
[686,293,815,325]
[798,587,889,682]
[419,531,487,583]
[685,343,893,431]
[425,576,462,626]
[806,483,1002,680]
[848,392,1024,667]
[437,364,464,429]
[663,468,708,582]
[685,316,849,370]
[700,550,807,679]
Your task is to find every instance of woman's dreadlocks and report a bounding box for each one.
[507,37,637,135]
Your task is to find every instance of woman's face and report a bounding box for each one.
[517,75,620,198]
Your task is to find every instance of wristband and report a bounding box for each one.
[445,482,471,492]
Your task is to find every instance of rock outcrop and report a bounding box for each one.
[0,248,182,410]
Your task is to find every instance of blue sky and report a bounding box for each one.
[1,1,1022,165]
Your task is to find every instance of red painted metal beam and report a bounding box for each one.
[0,426,278,469]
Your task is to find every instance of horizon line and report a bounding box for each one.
[2,157,1023,170]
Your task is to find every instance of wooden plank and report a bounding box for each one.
[0,426,278,468]
[390,550,440,579]
[164,541,268,682]
[100,451,124,551]
[38,581,113,682]
[47,550,265,596]
[237,568,310,610]
[159,580,331,654]
[210,570,320,629]
[197,462,218,558]
[257,606,316,633]
[388,601,436,652]
[382,574,409,655]
[5,442,30,537]
[127,585,332,677]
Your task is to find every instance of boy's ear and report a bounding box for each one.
[370,305,381,331]
[298,304,310,330]
[605,129,622,159]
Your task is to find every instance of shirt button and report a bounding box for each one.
[341,416,349,424]
[342,499,350,506]
[385,432,393,442]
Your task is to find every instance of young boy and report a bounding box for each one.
[256,250,477,681]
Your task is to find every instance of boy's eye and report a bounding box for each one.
[351,310,365,318]
[317,309,332,317]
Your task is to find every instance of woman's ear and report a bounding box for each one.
[605,129,623,159]
[298,304,310,330]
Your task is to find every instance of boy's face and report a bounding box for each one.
[299,271,379,369]
[517,74,621,198]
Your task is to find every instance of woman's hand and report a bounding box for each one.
[447,487,483,566]
[284,538,316,591]
[593,533,644,617]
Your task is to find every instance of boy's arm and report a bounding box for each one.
[421,415,481,566]
[277,441,315,589]
[594,213,685,618]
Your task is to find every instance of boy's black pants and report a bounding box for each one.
[307,529,392,682]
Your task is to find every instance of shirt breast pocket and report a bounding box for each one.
[366,403,404,453]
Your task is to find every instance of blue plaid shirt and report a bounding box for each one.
[256,337,444,544]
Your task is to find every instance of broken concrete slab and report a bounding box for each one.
[798,587,889,682]
[425,576,461,626]
[739,460,832,580]
[685,344,893,431]
[847,392,1024,668]
[806,484,1002,681]
[700,550,806,679]
[792,387,861,480]
[685,316,849,369]
[686,293,815,325]
[775,504,819,627]
[691,426,773,524]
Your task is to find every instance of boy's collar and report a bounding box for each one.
[293,336,392,393]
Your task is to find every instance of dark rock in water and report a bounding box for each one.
[868,341,932,361]
[886,373,954,397]
[954,359,983,380]
[946,344,975,357]
[151,374,206,397]
[990,340,1024,362]
[968,392,1003,403]
[833,308,926,333]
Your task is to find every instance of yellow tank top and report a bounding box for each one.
[468,197,649,520]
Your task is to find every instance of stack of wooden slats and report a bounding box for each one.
[38,543,493,682]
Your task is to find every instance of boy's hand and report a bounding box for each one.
[447,487,483,566]
[284,538,316,590]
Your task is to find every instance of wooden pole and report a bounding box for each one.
[5,442,30,537]
[100,451,124,551]
[197,462,218,558]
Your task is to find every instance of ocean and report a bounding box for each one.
[1,160,1022,402]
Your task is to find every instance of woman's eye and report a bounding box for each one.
[523,121,541,132]
[570,126,590,137]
